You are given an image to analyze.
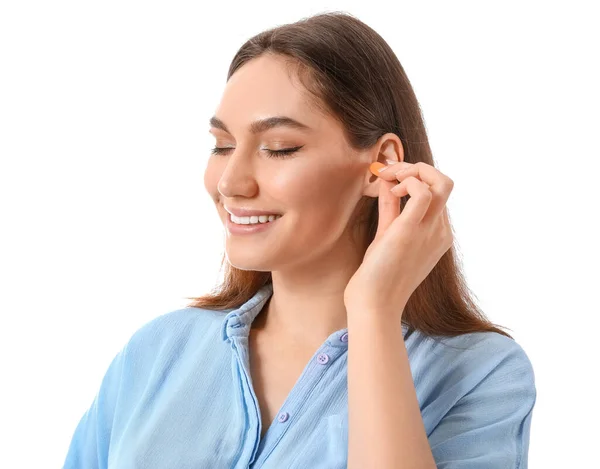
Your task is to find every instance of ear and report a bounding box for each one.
[363,133,405,198]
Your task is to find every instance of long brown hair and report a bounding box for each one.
[186,11,512,340]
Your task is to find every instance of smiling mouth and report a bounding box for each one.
[228,213,283,225]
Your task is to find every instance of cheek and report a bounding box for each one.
[273,165,354,220]
[271,164,338,200]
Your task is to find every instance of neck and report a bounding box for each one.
[251,272,353,351]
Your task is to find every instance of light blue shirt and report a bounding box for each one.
[63,282,536,468]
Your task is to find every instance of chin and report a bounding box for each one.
[224,251,274,273]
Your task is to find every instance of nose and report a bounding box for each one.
[217,148,259,200]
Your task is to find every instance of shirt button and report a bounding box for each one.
[278,412,289,423]
[340,332,348,343]
[317,353,330,364]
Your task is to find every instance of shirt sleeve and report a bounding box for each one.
[427,341,537,469]
[62,348,125,469]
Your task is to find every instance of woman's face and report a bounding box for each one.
[204,54,373,273]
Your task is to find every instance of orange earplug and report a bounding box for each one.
[369,162,387,176]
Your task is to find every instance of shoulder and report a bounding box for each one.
[408,330,536,410]
[118,306,232,366]
[410,329,534,374]
[439,331,534,380]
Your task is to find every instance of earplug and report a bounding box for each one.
[369,162,387,176]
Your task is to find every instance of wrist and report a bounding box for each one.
[346,302,406,326]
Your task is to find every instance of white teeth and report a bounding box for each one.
[230,214,281,225]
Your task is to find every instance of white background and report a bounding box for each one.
[1,1,598,467]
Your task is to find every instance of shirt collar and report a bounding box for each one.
[221,283,274,343]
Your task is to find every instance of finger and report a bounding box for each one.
[375,169,401,242]
[390,176,432,225]
[386,163,454,224]
[375,160,413,178]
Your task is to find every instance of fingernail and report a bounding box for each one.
[385,159,396,165]
[369,162,387,176]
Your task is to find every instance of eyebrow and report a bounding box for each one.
[209,115,312,135]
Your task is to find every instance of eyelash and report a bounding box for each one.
[210,146,303,158]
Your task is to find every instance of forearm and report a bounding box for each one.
[346,307,437,469]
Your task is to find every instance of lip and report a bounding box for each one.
[224,205,281,218]
[226,212,282,235]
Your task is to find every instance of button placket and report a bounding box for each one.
[250,345,342,468]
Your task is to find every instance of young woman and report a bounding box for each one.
[63,11,536,469]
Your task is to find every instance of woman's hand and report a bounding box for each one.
[343,161,455,318]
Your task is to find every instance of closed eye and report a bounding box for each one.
[210,146,303,158]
